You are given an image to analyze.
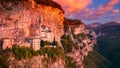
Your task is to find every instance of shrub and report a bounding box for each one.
[40,40,45,47]
[61,35,77,53]
[44,41,51,45]
[65,56,77,68]
[37,46,65,62]
[77,33,87,39]
[52,40,58,46]
[12,45,31,60]
[0,48,10,68]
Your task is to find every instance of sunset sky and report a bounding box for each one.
[53,0,120,24]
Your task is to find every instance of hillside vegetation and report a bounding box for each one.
[87,22,120,68]
[83,50,113,68]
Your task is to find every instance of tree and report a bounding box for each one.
[52,37,57,46]
[44,41,51,45]
[40,40,45,47]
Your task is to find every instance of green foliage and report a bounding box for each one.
[77,33,87,40]
[87,34,93,39]
[96,33,120,68]
[44,40,51,45]
[65,56,77,68]
[37,46,65,62]
[61,35,72,53]
[79,43,86,50]
[12,45,31,60]
[0,39,3,49]
[0,48,11,68]
[0,42,65,67]
[40,40,58,47]
[64,24,69,33]
[61,35,78,53]
[52,40,57,45]
[52,38,58,46]
[83,50,113,68]
[40,40,45,47]
[61,35,78,68]
[12,45,45,60]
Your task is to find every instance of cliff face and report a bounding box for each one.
[0,0,64,42]
[9,56,65,68]
[62,19,97,68]
[0,0,97,68]
[7,19,96,68]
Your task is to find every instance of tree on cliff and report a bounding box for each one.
[12,45,31,60]
[52,37,58,46]
[40,40,45,47]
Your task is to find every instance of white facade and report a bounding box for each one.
[39,25,54,42]
[32,38,41,51]
[46,32,53,42]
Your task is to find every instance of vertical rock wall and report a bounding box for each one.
[0,0,64,43]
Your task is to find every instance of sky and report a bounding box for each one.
[53,0,120,24]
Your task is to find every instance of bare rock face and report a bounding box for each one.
[63,19,96,68]
[74,24,85,35]
[0,0,64,42]
[9,56,65,68]
[0,1,97,68]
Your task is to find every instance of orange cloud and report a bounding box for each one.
[53,0,92,13]
[96,0,119,15]
[108,0,119,6]
[112,9,119,13]
[82,0,120,20]
[53,0,120,20]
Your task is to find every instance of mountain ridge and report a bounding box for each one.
[86,21,120,68]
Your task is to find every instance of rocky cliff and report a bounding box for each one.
[0,0,64,43]
[61,19,97,68]
[0,0,97,68]
[87,22,120,68]
[6,19,96,68]
[9,55,65,68]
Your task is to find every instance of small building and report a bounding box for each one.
[25,36,41,51]
[2,38,14,50]
[32,36,41,51]
[40,25,53,42]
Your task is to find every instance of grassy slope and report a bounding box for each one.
[87,22,120,68]
[96,30,120,68]
[83,50,113,68]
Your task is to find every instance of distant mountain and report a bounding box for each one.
[86,22,103,34]
[86,22,103,28]
[86,22,120,68]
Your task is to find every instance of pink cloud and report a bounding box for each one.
[53,0,92,13]
[96,0,119,15]
[80,0,120,20]
[112,9,119,13]
[53,0,119,20]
